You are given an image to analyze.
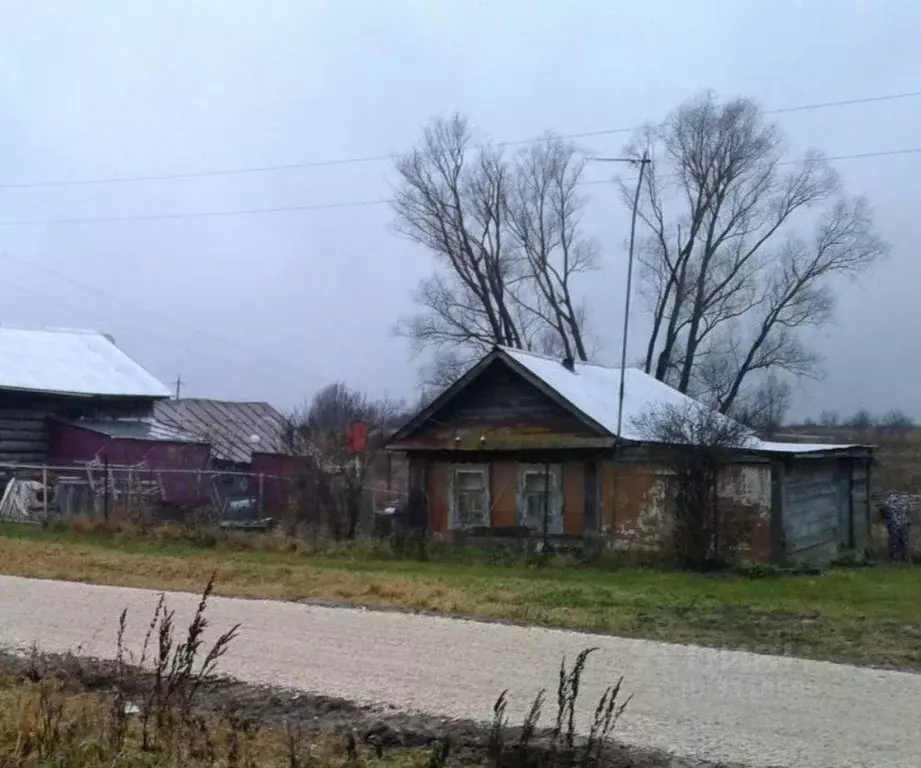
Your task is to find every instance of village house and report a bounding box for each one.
[0,326,178,466]
[0,326,301,520]
[387,346,874,565]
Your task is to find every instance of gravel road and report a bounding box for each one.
[0,574,918,768]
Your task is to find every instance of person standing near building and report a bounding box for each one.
[881,492,912,563]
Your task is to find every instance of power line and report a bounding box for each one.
[0,154,397,190]
[0,251,341,389]
[507,91,921,143]
[0,198,387,226]
[1,146,918,227]
[0,90,919,190]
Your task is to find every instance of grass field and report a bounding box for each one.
[0,522,919,672]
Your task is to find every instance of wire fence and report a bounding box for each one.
[0,460,412,537]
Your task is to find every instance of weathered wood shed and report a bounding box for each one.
[387,346,873,565]
[0,327,172,465]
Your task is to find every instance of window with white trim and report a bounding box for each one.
[518,464,563,534]
[451,465,490,529]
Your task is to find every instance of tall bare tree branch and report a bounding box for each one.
[392,115,597,385]
[626,92,887,413]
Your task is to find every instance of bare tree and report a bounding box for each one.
[632,401,752,569]
[729,373,790,438]
[625,93,887,414]
[880,409,915,432]
[287,383,404,538]
[848,408,874,431]
[392,115,597,384]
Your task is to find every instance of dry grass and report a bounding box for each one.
[0,678,412,768]
[2,521,921,672]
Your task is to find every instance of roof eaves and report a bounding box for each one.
[386,350,503,446]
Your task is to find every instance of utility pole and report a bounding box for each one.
[588,151,651,431]
[172,374,183,400]
[588,152,652,531]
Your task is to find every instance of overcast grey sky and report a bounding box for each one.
[0,0,918,420]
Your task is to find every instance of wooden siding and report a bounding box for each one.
[562,462,584,535]
[392,360,611,452]
[490,461,518,529]
[782,460,847,563]
[583,460,600,534]
[851,459,871,553]
[428,460,448,534]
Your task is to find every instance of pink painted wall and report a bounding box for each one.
[252,452,303,516]
[49,422,212,505]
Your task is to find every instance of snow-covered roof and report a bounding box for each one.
[0,327,170,398]
[501,347,862,455]
[502,347,702,442]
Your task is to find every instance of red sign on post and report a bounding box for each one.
[347,421,368,453]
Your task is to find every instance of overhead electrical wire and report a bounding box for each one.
[0,251,349,390]
[0,273,324,392]
[0,90,918,190]
[0,146,918,227]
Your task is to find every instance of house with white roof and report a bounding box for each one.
[0,326,175,465]
[387,346,874,565]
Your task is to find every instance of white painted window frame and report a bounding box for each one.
[449,464,491,530]
[517,463,563,535]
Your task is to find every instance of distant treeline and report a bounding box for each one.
[801,408,915,431]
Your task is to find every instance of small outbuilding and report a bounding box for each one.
[153,398,302,515]
[387,346,873,565]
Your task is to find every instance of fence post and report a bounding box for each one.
[103,455,110,523]
[41,466,48,522]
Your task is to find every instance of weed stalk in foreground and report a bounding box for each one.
[489,646,630,768]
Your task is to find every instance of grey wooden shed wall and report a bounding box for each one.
[775,457,871,564]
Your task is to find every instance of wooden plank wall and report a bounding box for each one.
[0,408,51,465]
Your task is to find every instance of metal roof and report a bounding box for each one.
[503,347,713,442]
[0,327,170,398]
[64,418,206,444]
[490,347,861,455]
[153,399,291,464]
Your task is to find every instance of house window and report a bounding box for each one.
[451,466,490,529]
[518,464,563,534]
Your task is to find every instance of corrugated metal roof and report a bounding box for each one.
[153,399,291,464]
[65,418,206,443]
[502,347,860,455]
[0,327,170,398]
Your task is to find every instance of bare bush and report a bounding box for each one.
[285,382,405,539]
[632,401,751,569]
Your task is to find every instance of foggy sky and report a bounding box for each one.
[0,0,918,421]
